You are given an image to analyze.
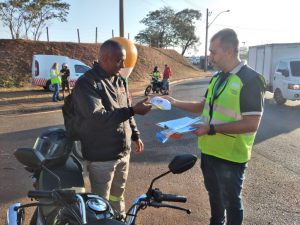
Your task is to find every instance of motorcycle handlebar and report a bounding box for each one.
[27,189,76,201]
[154,192,187,203]
[28,190,53,199]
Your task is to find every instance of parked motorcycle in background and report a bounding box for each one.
[7,128,197,225]
[144,75,168,96]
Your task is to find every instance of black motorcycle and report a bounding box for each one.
[7,128,197,225]
[144,77,168,96]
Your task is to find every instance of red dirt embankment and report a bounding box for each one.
[0,39,204,91]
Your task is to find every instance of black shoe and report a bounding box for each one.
[58,98,63,101]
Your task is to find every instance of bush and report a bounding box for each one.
[0,74,29,88]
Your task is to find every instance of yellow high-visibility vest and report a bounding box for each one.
[199,68,264,163]
[50,68,61,84]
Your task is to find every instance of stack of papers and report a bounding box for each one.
[156,116,203,143]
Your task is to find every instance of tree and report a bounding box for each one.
[172,9,201,55]
[135,7,175,48]
[0,0,70,40]
[0,0,29,39]
[26,0,70,40]
[135,7,201,55]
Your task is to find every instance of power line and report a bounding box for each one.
[212,23,291,32]
[160,0,171,7]
[183,0,201,9]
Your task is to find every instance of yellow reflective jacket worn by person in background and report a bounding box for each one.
[50,67,61,85]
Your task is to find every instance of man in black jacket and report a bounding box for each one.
[72,40,151,215]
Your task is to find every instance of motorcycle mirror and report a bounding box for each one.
[168,154,198,174]
[14,148,45,169]
[147,153,198,196]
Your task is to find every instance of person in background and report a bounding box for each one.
[152,66,161,93]
[72,40,152,216]
[162,64,172,94]
[50,62,62,102]
[152,66,161,80]
[164,28,266,225]
[60,63,70,99]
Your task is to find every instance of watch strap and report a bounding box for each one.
[208,124,216,135]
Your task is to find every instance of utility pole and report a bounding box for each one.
[204,8,209,72]
[119,0,124,37]
[77,28,80,43]
[95,27,98,43]
[46,27,49,42]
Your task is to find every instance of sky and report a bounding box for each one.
[1,0,300,56]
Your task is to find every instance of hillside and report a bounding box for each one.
[0,39,205,90]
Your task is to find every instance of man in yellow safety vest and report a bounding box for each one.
[164,28,266,225]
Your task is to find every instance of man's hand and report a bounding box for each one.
[132,97,152,115]
[133,139,144,153]
[191,123,210,136]
[160,95,176,105]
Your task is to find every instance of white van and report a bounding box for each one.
[32,54,91,91]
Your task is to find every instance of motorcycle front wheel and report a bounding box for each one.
[144,85,152,96]
[160,87,168,95]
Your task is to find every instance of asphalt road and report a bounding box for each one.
[0,78,299,225]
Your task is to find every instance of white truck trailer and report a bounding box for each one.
[248,43,300,104]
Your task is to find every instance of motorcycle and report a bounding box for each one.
[7,128,197,225]
[144,77,168,96]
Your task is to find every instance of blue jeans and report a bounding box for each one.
[200,154,247,225]
[52,83,60,101]
[162,78,169,90]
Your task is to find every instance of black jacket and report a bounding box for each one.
[60,68,70,82]
[72,65,140,161]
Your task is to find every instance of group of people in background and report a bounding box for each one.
[49,62,71,102]
[151,64,172,92]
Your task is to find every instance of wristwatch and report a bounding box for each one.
[207,124,216,135]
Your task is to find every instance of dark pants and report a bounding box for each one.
[200,154,247,225]
[62,81,70,92]
[52,83,60,101]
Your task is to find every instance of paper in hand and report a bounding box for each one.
[150,96,171,110]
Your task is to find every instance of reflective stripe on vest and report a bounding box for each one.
[199,73,256,163]
[109,194,122,202]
